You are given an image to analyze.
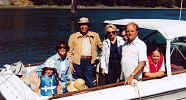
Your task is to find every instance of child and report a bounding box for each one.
[21,60,61,96]
[143,47,165,78]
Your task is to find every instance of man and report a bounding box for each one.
[121,23,147,85]
[68,17,102,88]
[100,24,125,84]
[121,30,128,41]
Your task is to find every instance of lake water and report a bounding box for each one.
[0,9,186,66]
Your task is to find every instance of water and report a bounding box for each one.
[0,9,186,66]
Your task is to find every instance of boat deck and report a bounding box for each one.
[144,88,186,100]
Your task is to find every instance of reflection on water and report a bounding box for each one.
[0,9,186,66]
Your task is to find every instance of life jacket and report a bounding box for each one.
[38,72,57,96]
[147,55,163,73]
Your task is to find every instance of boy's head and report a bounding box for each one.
[56,40,69,58]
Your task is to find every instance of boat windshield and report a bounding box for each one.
[171,36,186,73]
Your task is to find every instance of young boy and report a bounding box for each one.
[21,60,61,96]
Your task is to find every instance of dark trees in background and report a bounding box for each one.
[77,0,99,6]
[27,0,183,8]
[102,0,115,6]
[175,0,186,8]
[156,0,175,8]
[54,0,71,5]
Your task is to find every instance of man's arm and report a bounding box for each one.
[125,61,146,85]
[67,35,74,61]
[67,35,75,73]
[95,33,102,50]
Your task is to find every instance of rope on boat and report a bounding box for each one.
[131,79,141,100]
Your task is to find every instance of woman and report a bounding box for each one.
[100,24,125,84]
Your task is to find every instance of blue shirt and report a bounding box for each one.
[43,53,72,82]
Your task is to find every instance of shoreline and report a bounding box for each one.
[0,5,185,10]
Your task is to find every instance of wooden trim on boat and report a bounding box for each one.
[24,62,43,67]
[50,69,186,100]
[50,81,125,100]
[172,69,186,75]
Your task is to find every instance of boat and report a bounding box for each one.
[0,19,186,100]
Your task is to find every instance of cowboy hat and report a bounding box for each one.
[67,78,86,92]
[78,17,90,24]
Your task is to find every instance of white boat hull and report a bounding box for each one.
[54,73,186,100]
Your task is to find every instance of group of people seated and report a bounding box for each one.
[21,17,166,97]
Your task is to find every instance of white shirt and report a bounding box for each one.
[121,36,147,80]
[144,59,165,72]
[81,37,91,56]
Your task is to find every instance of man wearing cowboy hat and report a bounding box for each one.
[68,17,102,88]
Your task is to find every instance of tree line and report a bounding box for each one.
[11,0,186,8]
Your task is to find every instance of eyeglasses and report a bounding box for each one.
[106,31,117,35]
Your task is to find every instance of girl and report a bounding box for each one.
[144,47,165,78]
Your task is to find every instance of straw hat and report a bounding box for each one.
[78,17,90,24]
[67,78,86,92]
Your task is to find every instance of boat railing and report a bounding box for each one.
[49,69,186,99]
[20,61,186,99]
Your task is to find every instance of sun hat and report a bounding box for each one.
[78,17,90,24]
[42,60,56,69]
[67,78,86,92]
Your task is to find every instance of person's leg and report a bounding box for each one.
[108,66,116,84]
[81,58,94,88]
[72,64,84,79]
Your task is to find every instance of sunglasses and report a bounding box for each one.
[106,31,117,35]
